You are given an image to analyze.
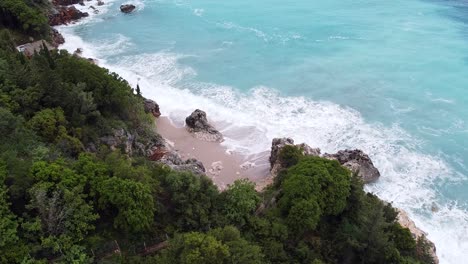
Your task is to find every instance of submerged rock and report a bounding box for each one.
[324,149,380,183]
[185,109,223,142]
[120,4,136,13]
[144,99,161,118]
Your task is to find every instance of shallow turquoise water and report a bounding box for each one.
[59,0,468,262]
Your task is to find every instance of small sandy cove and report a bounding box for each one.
[156,117,271,190]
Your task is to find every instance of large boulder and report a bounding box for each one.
[120,4,136,13]
[49,6,89,26]
[324,149,380,183]
[144,99,161,118]
[185,109,223,142]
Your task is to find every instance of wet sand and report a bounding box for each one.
[155,116,271,190]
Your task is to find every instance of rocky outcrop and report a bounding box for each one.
[53,0,82,5]
[144,99,161,118]
[159,150,206,176]
[97,0,104,6]
[49,6,89,26]
[50,28,65,47]
[397,209,439,264]
[324,149,380,183]
[267,138,378,183]
[120,4,136,13]
[99,128,136,155]
[269,138,320,178]
[185,109,223,142]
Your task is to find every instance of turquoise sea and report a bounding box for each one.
[58,0,468,262]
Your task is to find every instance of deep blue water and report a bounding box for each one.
[59,0,468,262]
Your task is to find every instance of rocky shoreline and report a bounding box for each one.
[49,3,439,262]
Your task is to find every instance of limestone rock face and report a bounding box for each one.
[324,149,380,183]
[99,128,135,154]
[397,209,439,264]
[185,109,223,142]
[144,99,161,118]
[120,4,136,13]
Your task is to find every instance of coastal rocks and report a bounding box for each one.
[50,28,65,47]
[99,128,135,155]
[397,209,439,264]
[144,99,161,118]
[89,6,99,14]
[120,4,136,13]
[53,0,82,5]
[267,138,378,183]
[97,0,104,6]
[269,138,320,178]
[159,151,206,175]
[49,6,89,26]
[185,109,224,142]
[324,149,380,183]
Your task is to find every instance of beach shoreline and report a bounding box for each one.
[156,116,271,190]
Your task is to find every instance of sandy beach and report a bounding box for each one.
[155,116,271,190]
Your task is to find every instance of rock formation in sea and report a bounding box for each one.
[324,149,380,183]
[185,109,224,142]
[120,4,136,13]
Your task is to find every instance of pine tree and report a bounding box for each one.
[136,84,141,96]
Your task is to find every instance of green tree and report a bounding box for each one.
[159,171,219,231]
[28,108,67,142]
[219,179,260,227]
[157,232,230,264]
[209,226,265,264]
[97,177,154,232]
[287,198,321,234]
[281,156,351,216]
[0,161,19,248]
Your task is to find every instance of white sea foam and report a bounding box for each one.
[194,8,204,17]
[56,11,468,264]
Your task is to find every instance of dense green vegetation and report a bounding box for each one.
[0,0,50,38]
[0,27,435,263]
